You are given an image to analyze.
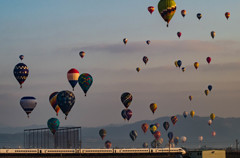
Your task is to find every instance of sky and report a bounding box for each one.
[0,0,240,128]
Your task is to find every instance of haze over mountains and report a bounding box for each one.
[0,115,239,149]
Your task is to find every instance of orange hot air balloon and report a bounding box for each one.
[141,123,149,134]
[211,31,216,39]
[194,62,199,69]
[181,10,186,17]
[225,12,230,20]
[190,110,195,118]
[79,51,85,58]
[150,103,157,114]
[148,6,155,14]
[136,67,140,72]
[123,38,128,45]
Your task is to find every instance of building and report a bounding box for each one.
[188,150,226,158]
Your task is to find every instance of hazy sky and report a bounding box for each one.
[0,0,240,128]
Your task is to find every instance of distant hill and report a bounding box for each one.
[0,115,239,149]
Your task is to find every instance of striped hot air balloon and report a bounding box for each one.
[49,92,60,116]
[20,96,37,118]
[67,68,80,91]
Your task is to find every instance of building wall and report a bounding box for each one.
[202,150,226,158]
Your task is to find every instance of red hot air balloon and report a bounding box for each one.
[171,116,178,125]
[143,56,148,65]
[206,57,211,64]
[225,12,230,20]
[177,32,182,39]
[141,123,149,134]
[154,131,161,140]
[126,109,132,121]
[148,6,155,14]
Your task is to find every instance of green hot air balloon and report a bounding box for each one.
[47,118,60,135]
[78,73,93,96]
[158,0,177,27]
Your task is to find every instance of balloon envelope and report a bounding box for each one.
[225,12,230,20]
[20,96,37,118]
[150,103,157,114]
[158,0,177,27]
[206,57,211,64]
[78,73,93,96]
[197,13,202,20]
[121,109,127,120]
[49,92,60,116]
[146,40,151,45]
[199,136,203,142]
[57,90,75,119]
[194,62,199,69]
[177,32,182,38]
[105,140,112,149]
[181,136,187,143]
[121,92,133,108]
[171,116,178,125]
[148,6,155,14]
[154,131,161,140]
[79,51,85,58]
[190,110,195,118]
[163,122,170,131]
[13,63,29,88]
[47,118,60,135]
[177,60,182,68]
[210,113,215,120]
[130,130,138,141]
[99,129,107,140]
[150,124,157,134]
[168,132,173,140]
[141,123,149,133]
[143,56,148,65]
[211,31,216,39]
[183,111,188,118]
[181,10,186,17]
[208,85,213,91]
[67,68,80,91]
[123,38,128,45]
[208,120,212,126]
[126,109,132,121]
[19,55,24,60]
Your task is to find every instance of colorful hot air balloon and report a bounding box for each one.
[99,129,107,140]
[158,0,177,27]
[126,109,132,121]
[19,55,24,60]
[171,116,178,125]
[47,118,60,135]
[150,124,157,134]
[163,122,170,131]
[174,137,179,145]
[49,92,60,116]
[148,6,155,14]
[154,131,161,140]
[151,138,163,148]
[182,67,185,72]
[189,96,193,101]
[212,131,216,137]
[208,85,213,91]
[105,140,112,149]
[67,68,80,91]
[121,109,127,120]
[136,67,140,72]
[130,130,138,141]
[177,60,182,68]
[150,103,157,114]
[197,13,202,20]
[204,90,209,96]
[181,136,187,143]
[155,123,160,129]
[190,110,195,118]
[78,73,93,96]
[194,62,199,70]
[121,92,133,109]
[141,123,149,134]
[211,31,216,39]
[225,12,230,20]
[146,40,151,45]
[208,119,212,126]
[210,113,215,121]
[143,142,148,148]
[20,96,37,118]
[199,136,203,142]
[181,10,186,17]
[183,111,188,118]
[206,57,211,64]
[143,56,148,65]
[57,90,75,119]
[168,132,173,140]
[13,63,29,88]
[79,51,85,58]
[177,32,182,38]
[123,38,128,45]
[174,61,178,67]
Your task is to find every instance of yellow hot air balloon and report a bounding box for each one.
[210,113,215,120]
[211,31,216,39]
[150,103,157,114]
[174,61,178,67]
[189,96,193,101]
[136,67,140,72]
[194,62,199,70]
[158,0,177,27]
[204,90,209,96]
[190,110,195,118]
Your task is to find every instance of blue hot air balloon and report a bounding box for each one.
[47,118,60,135]
[168,132,173,140]
[208,85,213,91]
[57,90,75,119]
[78,73,93,96]
[163,121,170,131]
[177,60,182,68]
[20,96,37,118]
[13,63,29,88]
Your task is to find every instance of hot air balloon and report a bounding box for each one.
[197,13,202,20]
[148,6,155,14]
[126,109,132,121]
[181,10,186,17]
[155,123,160,129]
[206,57,211,64]
[141,123,149,134]
[210,113,215,121]
[19,55,24,60]
[225,12,230,20]
[79,51,85,58]
[78,73,93,96]
[190,110,195,118]
[182,67,185,72]
[174,61,178,67]
[194,62,199,70]
[13,63,29,88]
[49,92,60,116]
[171,116,178,125]
[146,40,151,45]
[168,132,173,140]
[181,136,187,143]
[143,56,148,65]
[211,31,216,39]
[20,96,37,118]
[183,111,188,118]
[121,109,127,120]
[136,67,140,72]
[121,92,133,109]
[208,119,212,126]
[105,140,112,149]
[177,60,182,68]
[174,137,179,145]
[208,85,212,91]
[99,129,107,140]
[177,32,182,38]
[150,103,157,114]
[189,96,193,101]
[204,90,209,96]
[67,68,80,91]
[151,138,163,148]
[47,118,60,135]
[123,38,128,45]
[57,90,75,119]
[143,142,148,148]
[212,131,216,137]
[163,122,170,131]
[154,131,161,140]
[150,124,157,134]
[130,130,138,141]
[158,0,177,27]
[198,136,203,142]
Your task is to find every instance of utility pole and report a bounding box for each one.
[236,139,239,151]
